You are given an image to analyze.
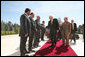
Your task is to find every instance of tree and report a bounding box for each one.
[7,21,13,31]
[1,20,5,31]
[1,20,20,35]
[13,23,20,34]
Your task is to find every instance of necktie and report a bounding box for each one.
[72,23,74,30]
[51,20,53,24]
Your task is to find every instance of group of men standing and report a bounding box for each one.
[19,8,77,56]
[47,16,77,47]
[19,8,45,56]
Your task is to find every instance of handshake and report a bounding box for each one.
[25,33,29,37]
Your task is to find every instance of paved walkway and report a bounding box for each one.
[1,34,84,56]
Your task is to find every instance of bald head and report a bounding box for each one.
[49,16,53,21]
[71,20,74,23]
[59,23,62,27]
[37,16,40,20]
[64,17,68,22]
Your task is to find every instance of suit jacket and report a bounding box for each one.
[62,22,71,34]
[48,18,59,33]
[29,16,36,32]
[41,24,45,33]
[19,14,31,37]
[71,23,77,32]
[35,19,41,30]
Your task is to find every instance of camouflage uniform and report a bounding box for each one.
[62,22,71,45]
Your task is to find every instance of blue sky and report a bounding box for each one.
[1,1,84,27]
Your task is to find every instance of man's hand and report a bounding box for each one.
[57,30,59,33]
[25,33,29,37]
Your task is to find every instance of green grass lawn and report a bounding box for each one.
[1,31,19,35]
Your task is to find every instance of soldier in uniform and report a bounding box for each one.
[62,17,71,46]
[41,21,45,41]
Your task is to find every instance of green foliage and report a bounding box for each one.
[1,31,16,35]
[1,20,20,35]
[14,27,19,34]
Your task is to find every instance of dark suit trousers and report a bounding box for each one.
[71,30,76,42]
[50,30,57,45]
[33,30,40,47]
[41,30,45,40]
[28,31,34,51]
[20,37,27,56]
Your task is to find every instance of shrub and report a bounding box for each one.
[1,31,19,35]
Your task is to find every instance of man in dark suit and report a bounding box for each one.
[28,12,36,53]
[33,16,41,48]
[41,21,45,41]
[48,16,59,47]
[70,20,77,44]
[19,8,31,56]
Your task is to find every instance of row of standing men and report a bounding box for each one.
[19,8,45,56]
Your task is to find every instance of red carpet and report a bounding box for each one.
[34,39,77,56]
